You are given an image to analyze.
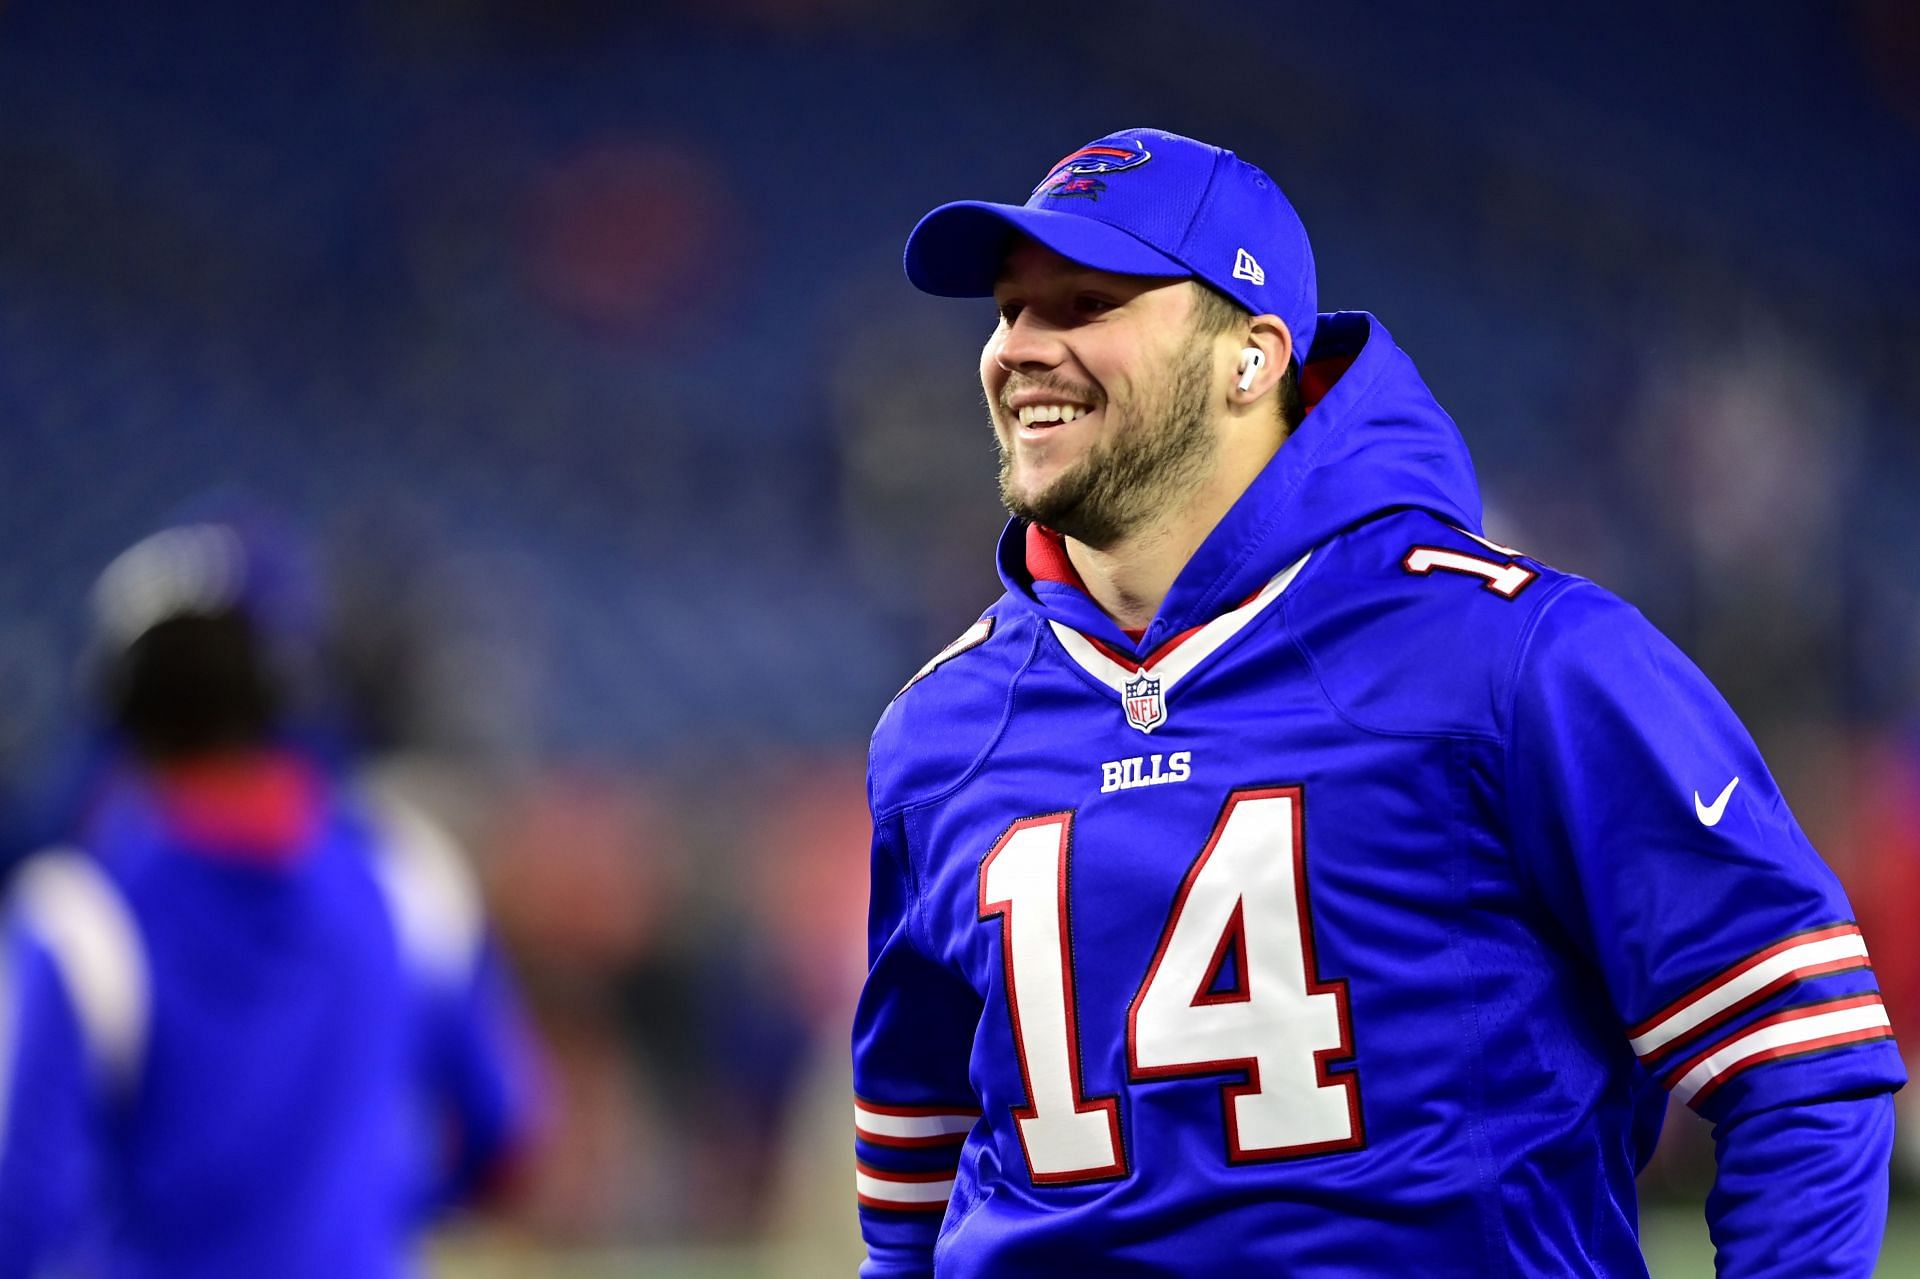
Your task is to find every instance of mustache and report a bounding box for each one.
[996,375,1104,415]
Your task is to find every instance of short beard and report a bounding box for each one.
[995,334,1216,550]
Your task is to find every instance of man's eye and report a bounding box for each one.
[1075,295,1115,314]
[996,302,1023,325]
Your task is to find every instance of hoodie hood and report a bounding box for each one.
[995,311,1484,657]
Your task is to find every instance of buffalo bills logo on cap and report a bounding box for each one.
[1031,137,1152,202]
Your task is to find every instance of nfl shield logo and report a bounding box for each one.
[1123,670,1166,734]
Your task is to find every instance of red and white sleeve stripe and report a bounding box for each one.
[856,1160,958,1213]
[853,1096,974,1213]
[1623,923,1894,1108]
[854,1097,979,1148]
[1628,924,1872,1061]
[1663,993,1894,1108]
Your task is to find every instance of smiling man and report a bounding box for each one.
[985,239,1295,623]
[851,127,1903,1278]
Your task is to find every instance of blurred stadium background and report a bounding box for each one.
[1,0,1916,1273]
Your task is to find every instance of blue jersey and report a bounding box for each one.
[852,313,1904,1278]
[0,760,540,1279]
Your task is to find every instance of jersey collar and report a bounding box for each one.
[1046,550,1309,697]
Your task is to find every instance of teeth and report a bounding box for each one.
[1015,403,1092,427]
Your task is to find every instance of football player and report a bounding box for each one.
[852,127,1903,1277]
[0,518,541,1278]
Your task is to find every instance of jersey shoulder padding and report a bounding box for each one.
[870,599,1038,820]
[1282,509,1582,741]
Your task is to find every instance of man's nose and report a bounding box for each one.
[993,310,1067,373]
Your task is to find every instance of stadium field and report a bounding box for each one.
[1638,1204,1920,1277]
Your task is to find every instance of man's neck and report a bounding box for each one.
[1063,443,1274,632]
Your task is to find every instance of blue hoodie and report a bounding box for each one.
[0,759,541,1279]
[854,313,1902,1279]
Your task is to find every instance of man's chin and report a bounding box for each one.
[1005,486,1117,549]
[1002,472,1077,527]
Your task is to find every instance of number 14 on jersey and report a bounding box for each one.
[977,786,1364,1183]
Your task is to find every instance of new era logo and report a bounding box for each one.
[1232,248,1265,286]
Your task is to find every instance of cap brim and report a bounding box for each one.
[904,201,1190,297]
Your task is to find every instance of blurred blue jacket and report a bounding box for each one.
[0,753,541,1278]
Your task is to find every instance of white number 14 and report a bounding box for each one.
[977,787,1362,1183]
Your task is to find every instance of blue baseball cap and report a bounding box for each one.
[904,127,1317,365]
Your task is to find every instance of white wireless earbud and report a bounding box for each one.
[1236,347,1267,393]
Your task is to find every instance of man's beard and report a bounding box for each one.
[995,335,1216,550]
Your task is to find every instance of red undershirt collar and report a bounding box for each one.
[152,752,326,866]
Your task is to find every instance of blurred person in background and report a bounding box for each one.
[0,516,541,1278]
[851,127,1904,1278]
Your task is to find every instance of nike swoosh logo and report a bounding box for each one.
[1694,776,1740,827]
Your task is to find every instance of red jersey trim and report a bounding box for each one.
[151,753,325,865]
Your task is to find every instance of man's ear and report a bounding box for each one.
[1233,315,1293,402]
